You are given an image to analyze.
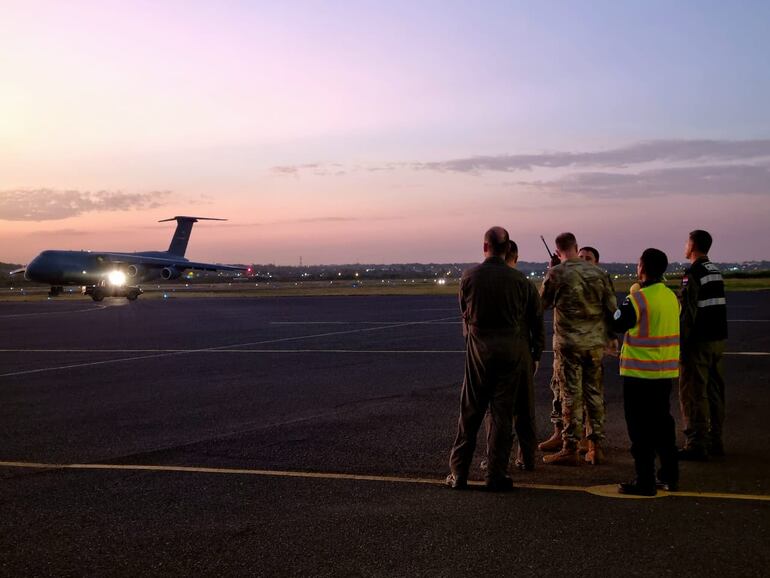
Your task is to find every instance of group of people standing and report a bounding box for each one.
[446,227,727,495]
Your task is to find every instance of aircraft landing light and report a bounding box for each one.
[108,271,127,286]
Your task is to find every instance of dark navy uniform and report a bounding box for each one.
[679,256,728,455]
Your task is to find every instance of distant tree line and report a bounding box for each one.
[1,260,768,288]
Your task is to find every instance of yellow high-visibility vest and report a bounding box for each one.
[620,283,680,379]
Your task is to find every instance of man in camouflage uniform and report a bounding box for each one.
[540,233,617,465]
[539,244,617,458]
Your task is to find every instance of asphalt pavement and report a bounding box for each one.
[0,292,768,576]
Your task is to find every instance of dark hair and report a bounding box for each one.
[484,226,510,256]
[555,232,577,252]
[508,240,519,257]
[640,248,668,280]
[580,246,600,263]
[689,229,713,254]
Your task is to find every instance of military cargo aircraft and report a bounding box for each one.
[10,216,247,301]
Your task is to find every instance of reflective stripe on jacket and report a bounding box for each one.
[620,283,680,379]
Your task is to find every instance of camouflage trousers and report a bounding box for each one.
[549,359,603,430]
[554,346,605,442]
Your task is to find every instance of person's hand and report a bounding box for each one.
[549,254,561,268]
[605,339,619,357]
[533,360,540,376]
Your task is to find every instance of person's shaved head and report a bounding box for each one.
[555,232,578,253]
[484,226,510,257]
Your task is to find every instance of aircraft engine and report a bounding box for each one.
[126,264,144,278]
[160,266,182,280]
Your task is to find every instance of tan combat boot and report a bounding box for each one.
[585,440,605,465]
[578,438,589,454]
[542,440,580,466]
[538,425,563,452]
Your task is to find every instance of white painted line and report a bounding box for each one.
[0,348,467,354]
[0,349,767,357]
[0,315,458,378]
[271,321,461,325]
[0,305,108,318]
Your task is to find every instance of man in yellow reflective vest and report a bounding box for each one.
[612,248,680,496]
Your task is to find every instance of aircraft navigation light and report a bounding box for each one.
[108,271,127,286]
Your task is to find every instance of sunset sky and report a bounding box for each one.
[1,1,769,265]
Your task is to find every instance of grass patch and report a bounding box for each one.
[1,276,769,302]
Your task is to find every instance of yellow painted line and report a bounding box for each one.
[1,461,768,502]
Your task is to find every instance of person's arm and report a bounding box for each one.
[680,271,700,346]
[528,281,545,365]
[603,273,619,343]
[612,296,637,334]
[459,275,469,337]
[540,269,557,310]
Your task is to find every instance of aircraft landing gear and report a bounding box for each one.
[48,286,63,297]
[90,287,105,302]
[82,284,142,302]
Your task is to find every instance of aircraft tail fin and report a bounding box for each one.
[159,216,227,257]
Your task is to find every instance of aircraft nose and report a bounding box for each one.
[25,254,49,282]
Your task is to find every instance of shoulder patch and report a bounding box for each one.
[613,309,622,320]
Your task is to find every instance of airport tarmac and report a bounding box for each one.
[0,292,768,576]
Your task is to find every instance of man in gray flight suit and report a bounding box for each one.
[447,227,544,491]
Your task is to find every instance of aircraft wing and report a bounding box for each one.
[101,253,248,272]
[9,267,26,276]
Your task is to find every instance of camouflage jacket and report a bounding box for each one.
[540,258,617,351]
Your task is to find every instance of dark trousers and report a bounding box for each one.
[679,340,726,451]
[449,333,525,481]
[623,377,679,486]
[485,360,536,467]
[512,367,536,467]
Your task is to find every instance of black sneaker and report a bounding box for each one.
[678,447,708,461]
[617,481,657,496]
[485,477,515,492]
[445,473,468,490]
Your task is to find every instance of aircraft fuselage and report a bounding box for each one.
[25,250,187,285]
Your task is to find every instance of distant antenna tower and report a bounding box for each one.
[299,256,303,266]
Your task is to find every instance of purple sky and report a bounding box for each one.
[1,1,769,264]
